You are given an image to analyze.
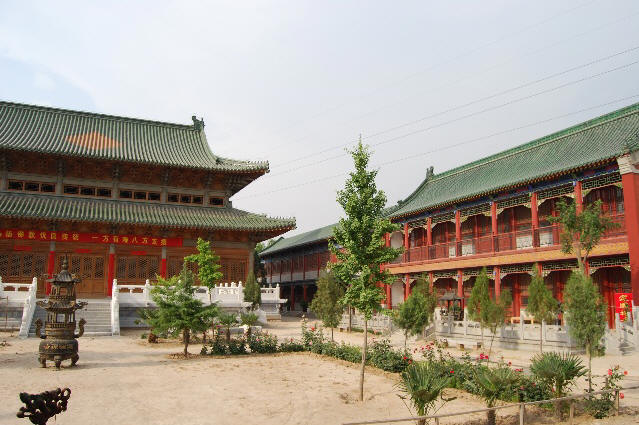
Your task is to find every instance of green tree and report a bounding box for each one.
[140,267,218,357]
[329,140,403,401]
[551,199,618,273]
[397,362,451,425]
[393,287,437,349]
[467,267,492,345]
[243,271,262,310]
[530,351,586,417]
[217,312,238,343]
[184,238,224,303]
[485,289,512,357]
[526,265,558,352]
[310,270,345,341]
[564,271,607,393]
[240,312,258,338]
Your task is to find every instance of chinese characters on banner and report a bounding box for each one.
[0,229,182,247]
[614,293,633,322]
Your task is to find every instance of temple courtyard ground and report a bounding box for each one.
[0,317,637,425]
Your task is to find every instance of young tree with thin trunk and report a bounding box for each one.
[551,199,618,274]
[184,238,224,304]
[243,271,262,310]
[467,267,491,345]
[485,289,512,357]
[526,265,558,352]
[141,267,218,357]
[329,140,403,402]
[310,269,344,341]
[564,271,607,393]
[392,289,436,349]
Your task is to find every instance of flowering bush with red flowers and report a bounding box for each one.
[585,364,626,419]
[367,339,412,373]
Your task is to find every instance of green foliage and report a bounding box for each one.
[551,199,618,271]
[279,338,305,352]
[527,265,558,352]
[467,267,491,328]
[217,312,238,342]
[564,271,607,391]
[368,339,412,373]
[393,288,436,347]
[486,289,512,336]
[243,272,262,310]
[240,312,258,327]
[530,352,586,398]
[227,337,248,355]
[329,141,403,320]
[183,238,223,300]
[140,266,218,356]
[475,366,519,425]
[517,373,554,403]
[310,270,345,335]
[247,332,278,353]
[397,362,451,422]
[585,365,626,418]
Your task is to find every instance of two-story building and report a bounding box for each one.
[0,101,296,299]
[384,101,639,328]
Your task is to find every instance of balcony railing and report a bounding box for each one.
[401,216,625,264]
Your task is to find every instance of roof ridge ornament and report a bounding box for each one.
[192,115,205,131]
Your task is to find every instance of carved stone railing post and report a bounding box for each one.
[144,279,151,304]
[18,277,38,338]
[111,279,120,336]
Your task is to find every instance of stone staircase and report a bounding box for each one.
[29,300,113,337]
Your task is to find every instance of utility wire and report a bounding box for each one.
[234,94,639,201]
[264,56,639,178]
[269,11,639,169]
[255,0,601,156]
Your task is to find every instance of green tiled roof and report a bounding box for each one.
[0,192,295,232]
[0,101,269,173]
[260,223,336,256]
[389,102,639,219]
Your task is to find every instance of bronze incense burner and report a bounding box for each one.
[34,259,86,369]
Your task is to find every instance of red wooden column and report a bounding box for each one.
[426,217,432,259]
[455,210,461,256]
[575,180,583,214]
[494,266,501,298]
[491,201,498,252]
[619,156,639,302]
[404,273,411,300]
[513,275,521,318]
[403,223,409,262]
[107,244,115,296]
[46,242,55,295]
[428,271,434,290]
[290,286,295,310]
[531,192,539,247]
[302,285,308,302]
[457,269,464,299]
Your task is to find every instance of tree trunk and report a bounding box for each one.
[226,327,231,344]
[183,329,190,357]
[359,319,368,402]
[404,331,408,350]
[489,333,495,358]
[487,408,496,425]
[481,326,485,346]
[331,327,334,342]
[586,344,592,393]
[417,419,426,425]
[540,321,543,353]
[348,306,353,332]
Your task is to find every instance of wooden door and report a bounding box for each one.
[58,254,106,298]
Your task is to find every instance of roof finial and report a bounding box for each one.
[426,166,434,180]
[192,115,205,131]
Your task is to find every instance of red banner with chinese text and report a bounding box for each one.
[0,229,182,247]
[614,293,633,322]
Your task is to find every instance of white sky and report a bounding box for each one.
[1,1,638,238]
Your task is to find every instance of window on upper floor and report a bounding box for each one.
[7,180,57,193]
[209,197,224,207]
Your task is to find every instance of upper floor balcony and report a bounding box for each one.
[393,213,626,266]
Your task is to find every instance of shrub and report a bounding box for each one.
[516,373,553,403]
[585,365,626,418]
[227,337,247,355]
[475,366,519,425]
[530,351,586,418]
[368,339,412,373]
[279,338,305,352]
[208,334,229,355]
[397,362,451,425]
[333,342,362,363]
[302,323,326,353]
[248,332,278,354]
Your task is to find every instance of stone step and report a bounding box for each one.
[28,305,113,337]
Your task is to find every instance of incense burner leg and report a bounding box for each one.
[39,356,47,368]
[54,356,62,369]
[71,354,79,366]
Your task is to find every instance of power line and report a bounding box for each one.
[264,56,639,178]
[254,0,601,156]
[234,94,639,201]
[269,11,639,169]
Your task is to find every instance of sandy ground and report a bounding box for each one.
[0,319,636,425]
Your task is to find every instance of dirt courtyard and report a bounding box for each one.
[1,325,638,425]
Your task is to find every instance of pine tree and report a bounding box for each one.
[564,271,607,393]
[467,267,491,345]
[184,238,223,303]
[393,288,436,349]
[329,140,403,401]
[140,266,218,357]
[310,270,344,341]
[526,264,558,352]
[485,289,512,357]
[243,271,262,310]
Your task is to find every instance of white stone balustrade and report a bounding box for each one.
[0,277,35,304]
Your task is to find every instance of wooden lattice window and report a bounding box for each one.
[0,252,47,281]
[431,212,455,225]
[538,184,573,200]
[117,256,160,281]
[497,194,531,210]
[58,255,104,280]
[581,172,621,191]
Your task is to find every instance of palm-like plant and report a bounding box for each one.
[530,352,586,417]
[475,367,518,425]
[396,362,452,425]
[217,312,238,343]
